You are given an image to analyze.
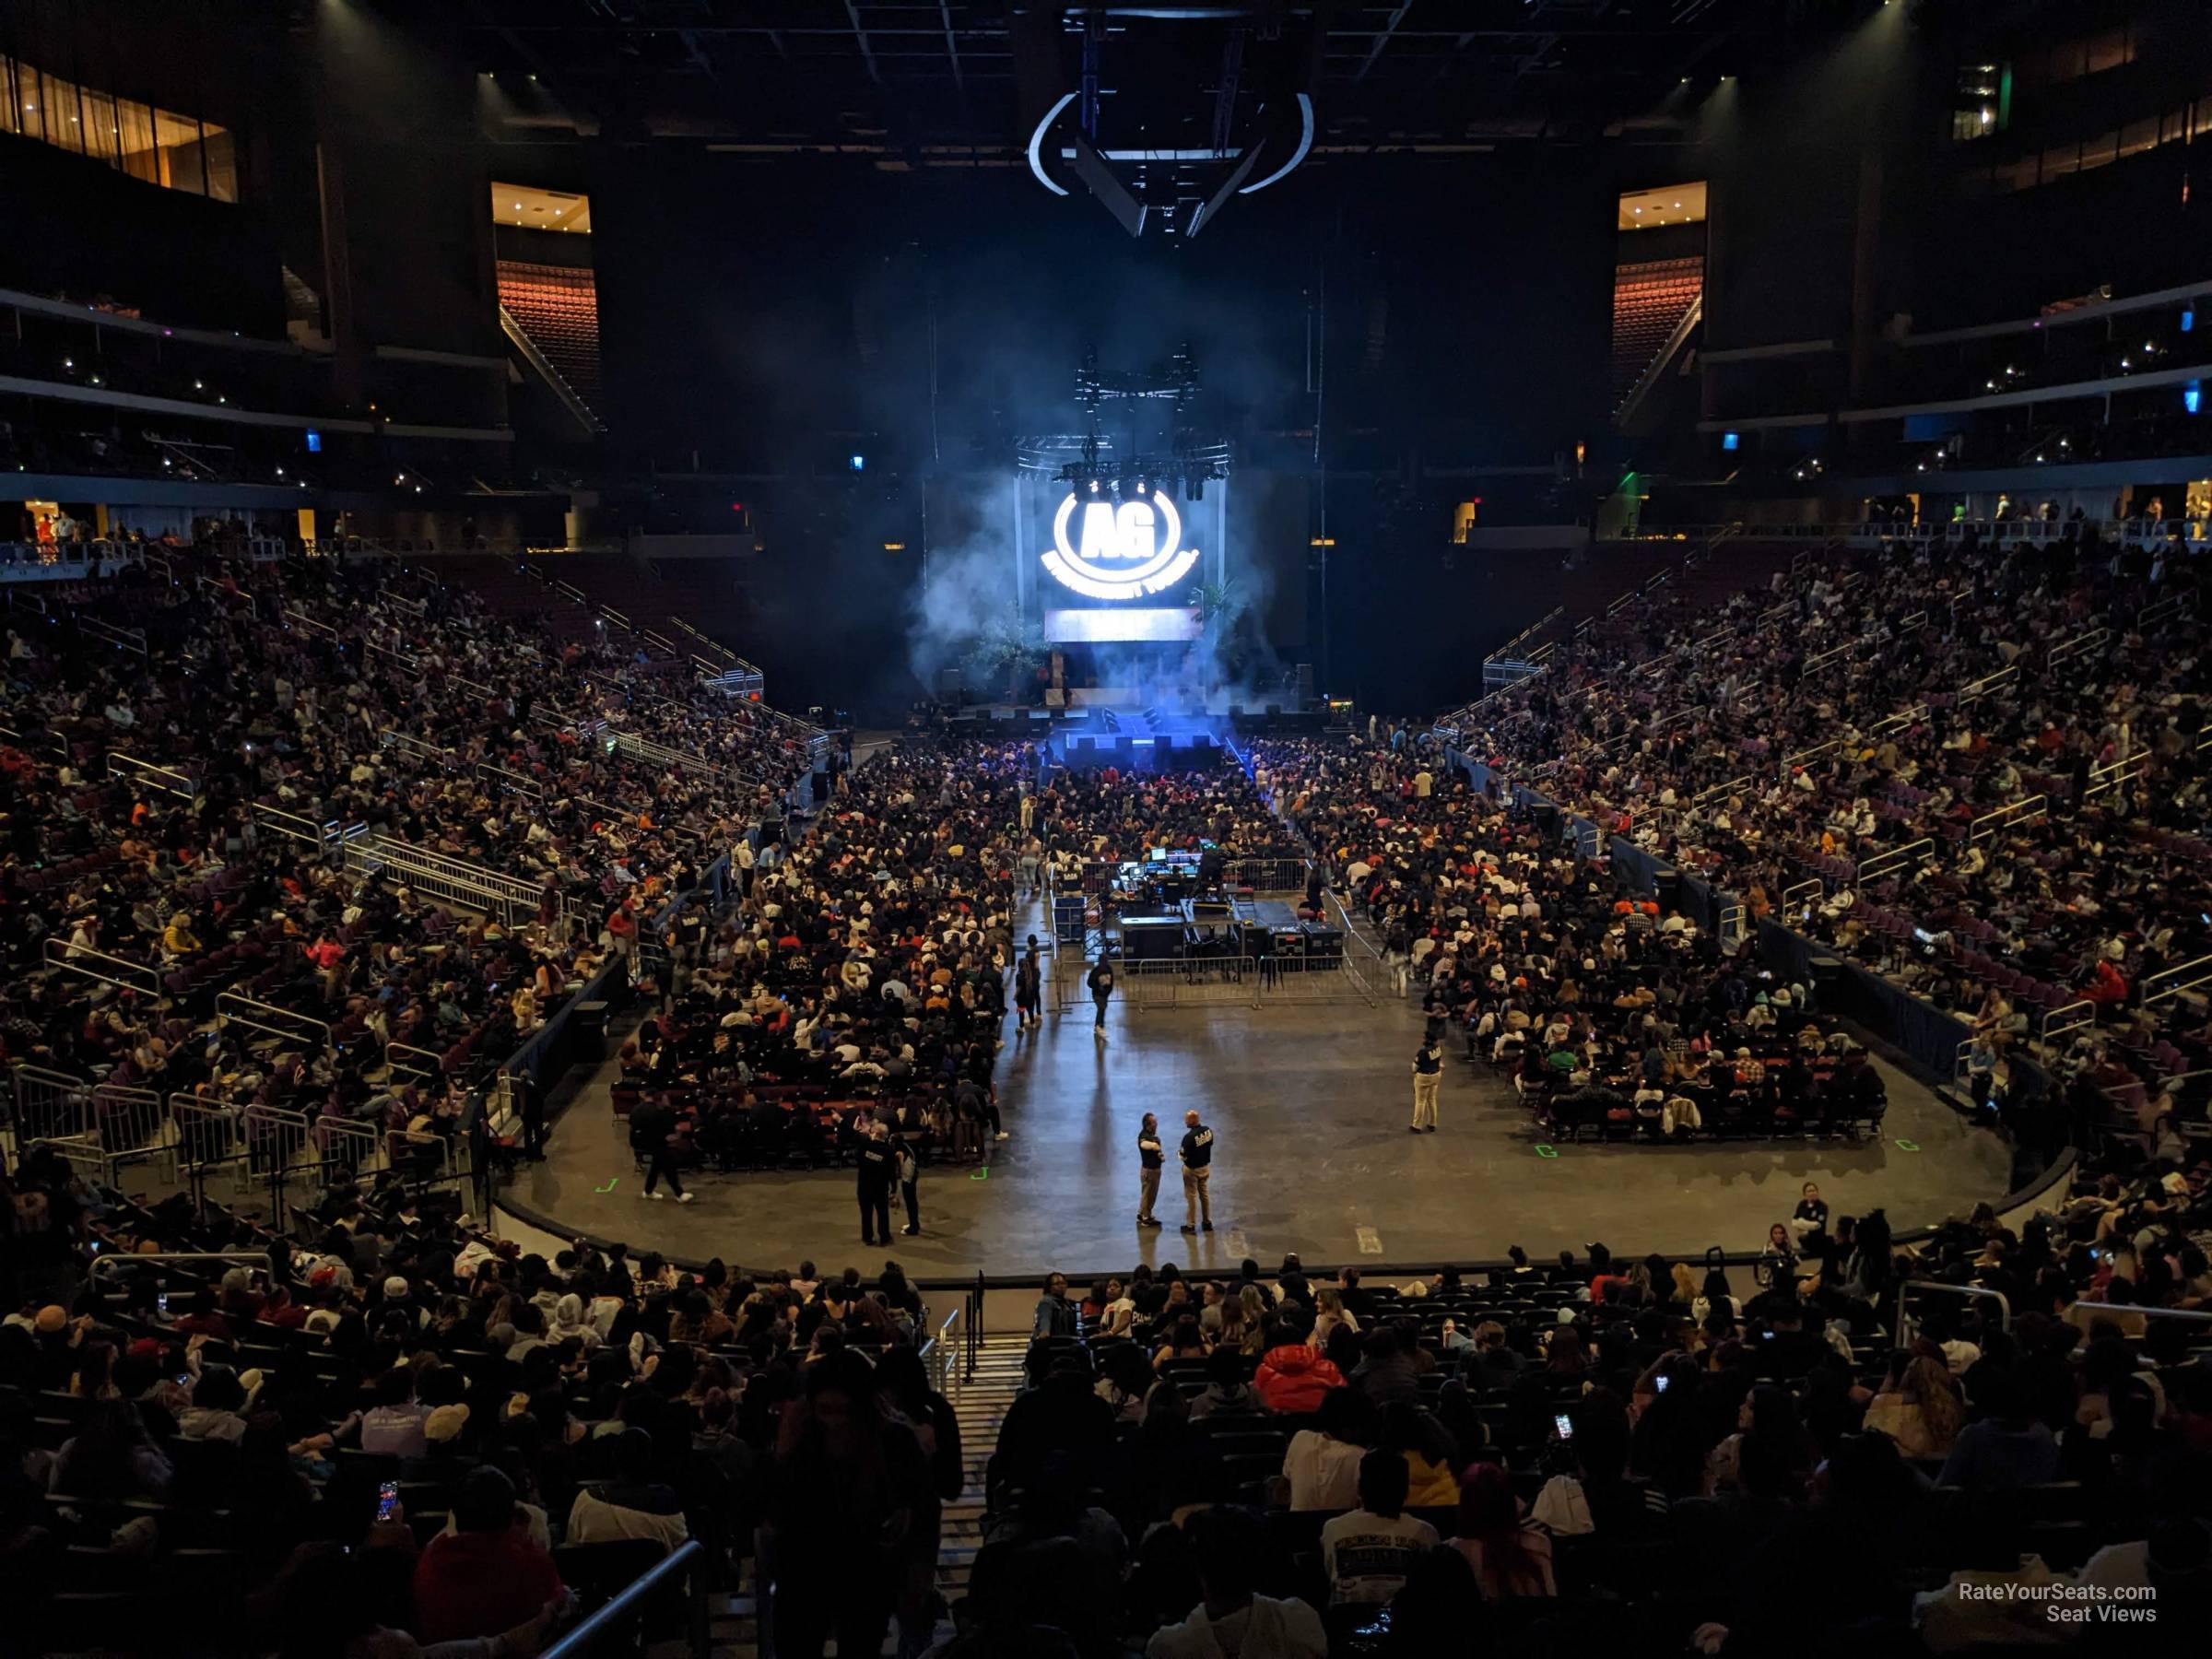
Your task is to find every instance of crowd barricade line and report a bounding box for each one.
[2142,952,2212,1009]
[1967,794,2048,845]
[42,936,162,997]
[216,992,332,1053]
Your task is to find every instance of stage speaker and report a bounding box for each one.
[1653,868,1683,913]
[1807,954,1846,995]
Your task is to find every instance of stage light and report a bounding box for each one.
[1088,478,1101,494]
[1721,431,1740,452]
[2186,381,2203,416]
[849,453,865,471]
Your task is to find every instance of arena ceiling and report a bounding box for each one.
[453,1,1827,154]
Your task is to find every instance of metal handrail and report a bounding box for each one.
[1957,663,2018,703]
[927,1300,966,1403]
[2047,625,2111,666]
[88,1250,274,1288]
[540,1538,706,1659]
[109,751,196,799]
[2142,952,2212,1008]
[249,801,331,846]
[499,302,606,439]
[1896,1279,2011,1345]
[217,992,331,1050]
[2041,998,2096,1044]
[1967,794,2048,844]
[43,936,162,996]
[386,1042,448,1084]
[1856,838,1936,884]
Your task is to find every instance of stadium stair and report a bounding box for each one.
[663,1329,1024,1657]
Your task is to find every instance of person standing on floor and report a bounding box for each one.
[1016,936,1044,1033]
[1088,958,1116,1039]
[893,1131,921,1237]
[856,1119,895,1246]
[1136,1112,1165,1228]
[1410,1036,1442,1134]
[1180,1110,1215,1235]
[630,1094,694,1204]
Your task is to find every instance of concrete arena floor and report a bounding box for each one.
[507,958,2013,1283]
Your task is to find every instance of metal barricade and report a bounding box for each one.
[43,936,163,997]
[1856,838,1936,885]
[241,1104,314,1182]
[1258,949,1376,1007]
[76,614,147,656]
[2083,753,2148,801]
[1718,903,1748,953]
[88,1250,274,1292]
[345,833,551,927]
[1221,857,1307,892]
[375,727,457,770]
[94,1083,169,1169]
[386,1042,447,1086]
[1896,1280,2011,1346]
[217,993,332,1052]
[1967,794,2048,844]
[250,800,332,847]
[11,1064,94,1143]
[1782,877,1825,914]
[316,1116,385,1181]
[477,760,545,799]
[171,1095,248,1181]
[2041,998,2096,1046]
[926,1300,966,1403]
[281,606,341,641]
[2142,953,2212,1009]
[386,1127,453,1186]
[1124,956,1262,1010]
[109,751,196,799]
[2046,625,2111,667]
[1957,663,2018,704]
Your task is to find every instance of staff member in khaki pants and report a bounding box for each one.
[1135,1112,1164,1227]
[1410,1037,1442,1133]
[1179,1110,1215,1234]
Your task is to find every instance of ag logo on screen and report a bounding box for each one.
[1042,484,1201,602]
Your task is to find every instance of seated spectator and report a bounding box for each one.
[1863,1350,1966,1461]
[1449,1461,1556,1599]
[1937,1364,2060,1491]
[1187,1345,1265,1420]
[1253,1312,1344,1414]
[1321,1449,1439,1605]
[1145,1507,1325,1659]
[566,1427,689,1552]
[412,1465,567,1644]
[1283,1387,1374,1512]
[359,1366,432,1460]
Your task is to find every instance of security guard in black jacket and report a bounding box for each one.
[855,1119,896,1245]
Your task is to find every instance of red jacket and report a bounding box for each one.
[1253,1344,1346,1414]
[412,1527,564,1643]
